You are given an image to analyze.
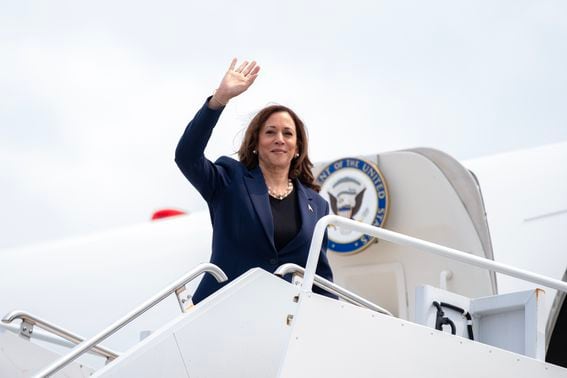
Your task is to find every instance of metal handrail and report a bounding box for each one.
[303,215,567,296]
[275,263,393,316]
[2,323,87,349]
[34,262,228,378]
[1,310,119,361]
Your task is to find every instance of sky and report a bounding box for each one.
[1,0,566,249]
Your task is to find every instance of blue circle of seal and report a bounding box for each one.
[317,157,389,254]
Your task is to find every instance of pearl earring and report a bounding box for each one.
[253,149,257,155]
[295,153,299,158]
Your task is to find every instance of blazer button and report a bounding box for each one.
[269,258,277,265]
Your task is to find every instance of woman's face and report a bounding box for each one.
[257,111,298,172]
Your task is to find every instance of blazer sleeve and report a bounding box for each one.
[175,97,231,203]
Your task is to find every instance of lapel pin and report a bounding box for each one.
[308,204,313,213]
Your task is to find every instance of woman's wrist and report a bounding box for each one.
[207,97,224,110]
[213,89,230,106]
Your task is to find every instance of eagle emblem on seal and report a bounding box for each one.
[317,157,389,254]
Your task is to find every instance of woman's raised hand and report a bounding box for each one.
[210,58,260,108]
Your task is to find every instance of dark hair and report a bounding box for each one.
[238,105,320,192]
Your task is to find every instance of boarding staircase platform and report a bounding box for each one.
[4,215,567,377]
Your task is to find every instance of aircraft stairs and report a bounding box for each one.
[3,215,567,377]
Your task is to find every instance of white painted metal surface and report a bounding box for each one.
[317,150,496,320]
[278,293,567,377]
[415,285,472,339]
[94,268,300,377]
[0,328,93,378]
[35,263,227,377]
[0,213,213,353]
[465,142,567,314]
[303,215,567,298]
[471,289,546,360]
[415,285,546,359]
[89,268,565,377]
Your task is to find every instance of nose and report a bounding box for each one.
[275,132,285,144]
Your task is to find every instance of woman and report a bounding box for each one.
[175,58,334,304]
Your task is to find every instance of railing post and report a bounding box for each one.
[302,215,335,294]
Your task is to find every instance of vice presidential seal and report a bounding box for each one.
[317,157,389,254]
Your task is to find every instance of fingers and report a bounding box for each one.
[249,65,260,77]
[248,73,260,85]
[242,61,257,76]
[228,57,237,71]
[236,60,249,73]
[232,59,260,77]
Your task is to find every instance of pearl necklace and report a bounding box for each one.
[268,179,294,200]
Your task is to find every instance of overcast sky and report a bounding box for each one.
[1,0,566,249]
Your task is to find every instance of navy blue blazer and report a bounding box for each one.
[175,98,334,304]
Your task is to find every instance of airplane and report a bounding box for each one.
[1,141,566,377]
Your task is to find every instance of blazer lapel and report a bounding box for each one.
[243,167,275,250]
[279,180,316,254]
